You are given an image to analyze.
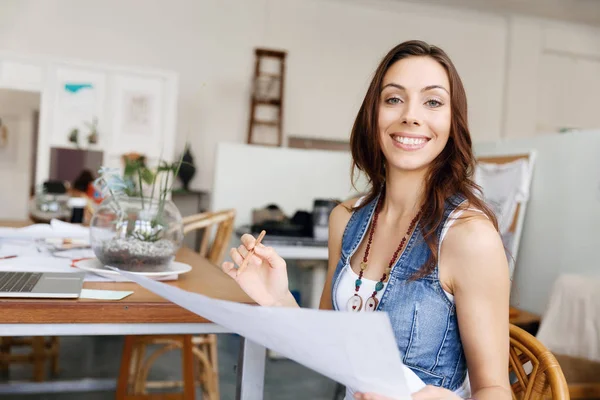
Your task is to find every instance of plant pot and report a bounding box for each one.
[89,195,184,271]
[177,146,196,191]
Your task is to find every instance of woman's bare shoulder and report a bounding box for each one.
[329,196,362,235]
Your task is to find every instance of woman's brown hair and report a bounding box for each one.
[349,40,499,278]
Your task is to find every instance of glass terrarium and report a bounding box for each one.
[90,195,184,271]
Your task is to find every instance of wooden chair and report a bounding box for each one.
[116,209,236,400]
[182,209,236,264]
[509,324,570,399]
[0,336,60,381]
[0,221,61,382]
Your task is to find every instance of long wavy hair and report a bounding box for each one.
[350,40,498,278]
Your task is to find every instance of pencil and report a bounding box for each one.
[237,230,266,276]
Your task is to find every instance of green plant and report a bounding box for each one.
[94,153,186,243]
[122,156,154,197]
[85,117,99,144]
[68,128,80,148]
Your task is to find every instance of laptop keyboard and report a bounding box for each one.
[0,272,42,293]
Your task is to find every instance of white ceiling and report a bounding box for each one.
[398,0,600,26]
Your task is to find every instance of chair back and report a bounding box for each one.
[509,324,570,400]
[182,209,236,265]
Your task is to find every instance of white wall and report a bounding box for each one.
[264,0,508,145]
[0,90,39,219]
[212,142,368,228]
[503,18,600,138]
[0,0,598,194]
[475,131,600,316]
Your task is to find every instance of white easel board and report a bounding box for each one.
[475,152,536,279]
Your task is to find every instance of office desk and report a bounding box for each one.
[0,243,265,400]
[267,242,328,309]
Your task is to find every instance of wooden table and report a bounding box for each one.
[0,220,32,228]
[0,243,265,400]
[0,247,253,325]
[509,307,541,335]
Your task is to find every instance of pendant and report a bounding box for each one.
[347,294,363,312]
[364,296,379,312]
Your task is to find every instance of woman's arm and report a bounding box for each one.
[440,213,512,400]
[319,199,356,310]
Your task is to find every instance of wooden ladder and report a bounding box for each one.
[247,48,287,146]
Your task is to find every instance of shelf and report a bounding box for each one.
[255,49,287,58]
[257,73,281,79]
[254,99,281,106]
[253,120,279,127]
[172,189,209,196]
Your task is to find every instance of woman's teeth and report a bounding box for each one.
[393,136,427,145]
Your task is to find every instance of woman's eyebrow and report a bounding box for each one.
[381,83,449,95]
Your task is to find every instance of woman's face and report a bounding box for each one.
[378,56,451,173]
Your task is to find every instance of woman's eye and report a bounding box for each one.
[425,99,443,108]
[385,97,402,105]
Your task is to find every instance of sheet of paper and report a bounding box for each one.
[0,219,90,240]
[0,256,73,273]
[80,289,133,300]
[50,219,90,237]
[53,249,96,260]
[0,256,110,282]
[0,254,178,283]
[116,269,412,399]
[80,271,179,283]
[0,242,43,258]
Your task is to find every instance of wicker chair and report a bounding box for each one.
[509,324,569,399]
[116,209,236,400]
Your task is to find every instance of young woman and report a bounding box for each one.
[222,40,511,400]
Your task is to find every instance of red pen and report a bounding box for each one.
[0,255,17,260]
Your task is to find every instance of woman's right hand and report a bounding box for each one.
[221,234,298,307]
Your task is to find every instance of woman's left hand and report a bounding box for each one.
[354,385,462,400]
[411,386,462,399]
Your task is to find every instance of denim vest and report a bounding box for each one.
[331,192,467,390]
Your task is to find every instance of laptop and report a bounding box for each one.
[0,271,85,298]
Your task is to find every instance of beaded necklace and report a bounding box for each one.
[347,199,421,312]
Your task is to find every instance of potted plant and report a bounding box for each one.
[89,156,186,271]
[86,117,99,145]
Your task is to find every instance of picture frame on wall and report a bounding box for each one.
[51,66,106,149]
[110,74,164,159]
[122,91,154,136]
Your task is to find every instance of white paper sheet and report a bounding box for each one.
[0,255,144,282]
[0,256,73,272]
[0,219,90,240]
[115,269,412,399]
[53,249,96,260]
[0,255,179,282]
[0,242,43,258]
